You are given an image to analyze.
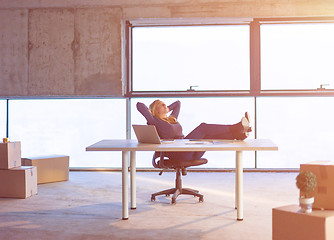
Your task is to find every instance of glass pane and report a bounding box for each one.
[132,97,255,168]
[133,25,250,91]
[9,99,126,168]
[261,23,334,90]
[0,100,6,138]
[257,97,334,168]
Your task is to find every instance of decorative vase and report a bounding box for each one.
[299,197,314,213]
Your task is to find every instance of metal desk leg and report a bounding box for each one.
[130,151,136,210]
[236,151,244,221]
[122,151,129,220]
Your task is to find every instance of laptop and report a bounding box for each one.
[132,125,173,144]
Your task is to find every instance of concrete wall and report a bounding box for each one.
[0,0,333,97]
[0,7,122,97]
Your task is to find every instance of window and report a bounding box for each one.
[261,22,334,90]
[257,97,334,168]
[132,25,250,92]
[9,99,126,168]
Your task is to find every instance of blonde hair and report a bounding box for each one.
[149,100,178,124]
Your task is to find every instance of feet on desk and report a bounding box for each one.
[245,112,250,123]
[244,112,252,133]
[235,132,249,141]
[231,114,252,140]
[241,117,249,131]
[241,116,252,133]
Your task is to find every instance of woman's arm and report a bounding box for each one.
[168,100,181,119]
[136,102,155,124]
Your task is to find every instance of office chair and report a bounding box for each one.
[151,152,208,204]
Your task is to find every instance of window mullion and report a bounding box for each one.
[250,20,261,96]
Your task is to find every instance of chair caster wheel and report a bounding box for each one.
[151,196,155,201]
[199,196,204,202]
[171,199,176,205]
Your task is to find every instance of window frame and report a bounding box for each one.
[257,17,334,95]
[125,18,254,97]
[125,16,334,98]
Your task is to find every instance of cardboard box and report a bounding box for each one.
[300,161,334,210]
[273,205,334,240]
[22,155,69,184]
[0,142,21,169]
[0,166,37,199]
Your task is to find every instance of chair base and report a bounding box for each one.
[151,187,204,204]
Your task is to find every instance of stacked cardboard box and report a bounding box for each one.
[22,155,69,184]
[0,141,21,169]
[273,205,334,240]
[273,161,334,239]
[300,161,334,210]
[0,142,37,198]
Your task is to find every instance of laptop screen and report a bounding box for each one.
[132,125,162,144]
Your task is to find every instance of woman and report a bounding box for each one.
[136,100,251,160]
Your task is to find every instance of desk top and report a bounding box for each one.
[86,139,278,152]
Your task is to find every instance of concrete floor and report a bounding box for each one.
[0,171,299,240]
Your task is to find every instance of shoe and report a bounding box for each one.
[245,112,250,123]
[241,117,249,133]
[244,112,252,132]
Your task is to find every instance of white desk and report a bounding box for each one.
[86,139,278,221]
